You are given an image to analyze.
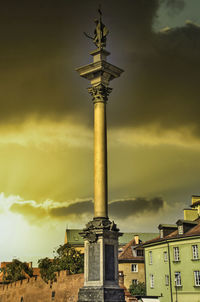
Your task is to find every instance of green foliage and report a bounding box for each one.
[55,243,84,274]
[38,243,84,283]
[38,257,56,284]
[0,259,33,283]
[129,281,146,296]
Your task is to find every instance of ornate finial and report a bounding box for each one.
[84,7,109,49]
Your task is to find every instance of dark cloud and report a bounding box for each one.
[9,197,164,222]
[1,0,200,138]
[49,197,164,220]
[109,197,164,219]
[49,200,93,217]
[110,19,200,137]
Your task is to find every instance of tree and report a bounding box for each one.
[55,243,84,274]
[129,281,146,296]
[38,243,84,283]
[38,257,56,284]
[0,259,33,283]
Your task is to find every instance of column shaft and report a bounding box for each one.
[94,101,108,218]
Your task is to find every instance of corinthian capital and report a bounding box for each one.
[88,84,112,103]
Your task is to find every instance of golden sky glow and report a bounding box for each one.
[1,0,200,263]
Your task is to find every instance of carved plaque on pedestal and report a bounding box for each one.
[88,242,100,281]
[105,244,115,281]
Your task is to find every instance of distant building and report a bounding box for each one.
[65,229,158,253]
[143,195,200,302]
[118,235,145,290]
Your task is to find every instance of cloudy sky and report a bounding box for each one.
[1,0,200,263]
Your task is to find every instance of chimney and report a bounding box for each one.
[184,208,198,221]
[192,195,200,206]
[118,271,124,288]
[134,235,139,245]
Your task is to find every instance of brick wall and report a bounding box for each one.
[0,270,135,302]
[0,271,84,302]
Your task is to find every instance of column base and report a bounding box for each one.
[77,286,125,302]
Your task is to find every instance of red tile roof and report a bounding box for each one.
[118,238,144,261]
[143,218,200,246]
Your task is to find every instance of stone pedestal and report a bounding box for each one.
[77,218,125,302]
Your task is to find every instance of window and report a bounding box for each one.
[150,274,154,288]
[131,247,137,257]
[175,272,181,287]
[173,247,180,262]
[194,271,200,286]
[160,229,164,238]
[165,275,169,286]
[137,249,144,257]
[131,264,138,272]
[178,225,183,235]
[149,251,153,264]
[132,279,138,285]
[52,291,55,300]
[192,245,199,260]
[164,251,168,262]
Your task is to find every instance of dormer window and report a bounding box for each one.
[131,247,137,257]
[160,229,164,238]
[137,249,144,257]
[178,225,183,235]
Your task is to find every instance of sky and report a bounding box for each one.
[1,0,200,264]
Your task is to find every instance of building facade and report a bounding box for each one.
[143,195,200,302]
[118,236,145,290]
[65,230,157,292]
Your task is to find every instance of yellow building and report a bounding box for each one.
[118,235,145,290]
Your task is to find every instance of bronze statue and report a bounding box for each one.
[84,7,109,49]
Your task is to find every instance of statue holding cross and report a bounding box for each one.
[84,7,109,49]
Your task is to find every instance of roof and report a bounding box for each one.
[119,233,158,246]
[65,229,83,245]
[191,201,200,207]
[32,267,40,277]
[158,224,177,229]
[143,218,200,247]
[118,238,144,261]
[65,229,158,246]
[176,219,198,225]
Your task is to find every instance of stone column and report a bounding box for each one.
[88,84,112,218]
[76,12,124,301]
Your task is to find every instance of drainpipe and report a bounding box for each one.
[144,249,147,295]
[167,240,173,302]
